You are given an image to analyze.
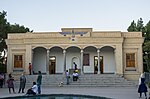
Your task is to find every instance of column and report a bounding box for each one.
[80,49,83,74]
[46,49,50,74]
[7,46,12,74]
[97,49,100,74]
[114,49,117,74]
[138,44,143,73]
[25,45,32,74]
[31,49,34,64]
[31,49,34,75]
[63,49,66,74]
[115,44,123,75]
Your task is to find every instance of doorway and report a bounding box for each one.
[94,56,103,74]
[72,57,79,69]
[49,56,56,74]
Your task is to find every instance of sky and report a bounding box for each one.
[0,0,150,32]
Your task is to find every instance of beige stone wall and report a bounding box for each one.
[6,28,144,80]
[124,72,141,80]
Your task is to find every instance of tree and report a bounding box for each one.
[9,24,30,33]
[144,21,150,41]
[0,11,32,72]
[127,18,150,72]
[137,18,144,31]
[143,21,150,72]
[0,11,9,69]
[127,20,137,32]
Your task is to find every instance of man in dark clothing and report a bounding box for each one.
[37,71,42,94]
[28,63,32,75]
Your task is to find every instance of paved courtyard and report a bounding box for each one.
[0,86,149,99]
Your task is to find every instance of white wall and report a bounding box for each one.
[101,47,115,73]
[66,52,80,70]
[83,51,96,73]
[50,51,63,73]
[83,47,115,73]
[33,48,46,73]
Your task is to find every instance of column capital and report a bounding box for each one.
[63,49,66,53]
[47,49,50,52]
[114,48,116,53]
[80,49,83,53]
[97,49,100,53]
[32,49,34,54]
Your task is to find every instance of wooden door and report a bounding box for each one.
[100,56,103,74]
[49,56,56,74]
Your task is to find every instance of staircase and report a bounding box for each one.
[12,74,138,87]
[69,74,137,87]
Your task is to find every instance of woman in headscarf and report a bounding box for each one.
[138,73,147,98]
[18,73,26,93]
[7,74,15,93]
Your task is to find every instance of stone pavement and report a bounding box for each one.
[0,86,149,99]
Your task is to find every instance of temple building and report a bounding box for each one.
[6,28,144,80]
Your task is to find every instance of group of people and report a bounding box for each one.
[3,61,149,98]
[26,71,42,95]
[6,71,42,95]
[66,70,79,85]
[65,62,79,85]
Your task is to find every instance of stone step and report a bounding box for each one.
[10,74,138,87]
[14,82,136,87]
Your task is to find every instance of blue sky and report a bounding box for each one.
[0,0,150,32]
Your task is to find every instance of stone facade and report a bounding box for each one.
[5,28,144,80]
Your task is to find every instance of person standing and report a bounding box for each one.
[7,74,15,94]
[73,62,77,70]
[138,73,147,98]
[0,73,4,88]
[37,71,42,94]
[66,70,70,85]
[28,63,32,75]
[18,73,26,93]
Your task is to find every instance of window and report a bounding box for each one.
[126,53,135,67]
[14,55,23,68]
[83,53,89,66]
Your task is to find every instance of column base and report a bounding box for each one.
[98,71,101,74]
[46,71,49,75]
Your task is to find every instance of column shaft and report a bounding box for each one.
[63,49,66,74]
[80,49,83,74]
[97,49,100,74]
[46,49,50,74]
[115,45,123,75]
